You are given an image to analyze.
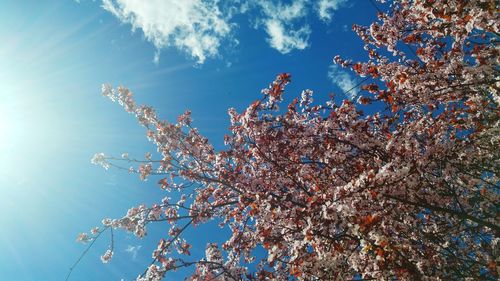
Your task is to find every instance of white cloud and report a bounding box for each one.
[264,19,310,53]
[328,64,359,100]
[101,0,232,64]
[255,0,311,54]
[100,0,351,62]
[259,0,307,21]
[125,244,142,260]
[316,0,348,23]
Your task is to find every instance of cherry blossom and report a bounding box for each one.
[72,1,499,280]
[101,249,113,264]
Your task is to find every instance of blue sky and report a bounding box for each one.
[0,0,379,280]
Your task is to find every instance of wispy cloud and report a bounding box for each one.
[104,174,117,186]
[100,0,351,62]
[316,0,349,23]
[125,244,142,260]
[255,0,311,54]
[101,0,232,64]
[328,64,359,100]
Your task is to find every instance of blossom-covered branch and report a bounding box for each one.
[73,1,499,280]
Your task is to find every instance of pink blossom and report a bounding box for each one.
[100,249,113,263]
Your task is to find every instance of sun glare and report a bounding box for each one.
[0,103,11,150]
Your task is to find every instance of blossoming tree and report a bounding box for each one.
[72,0,499,280]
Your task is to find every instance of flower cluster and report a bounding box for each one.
[80,1,499,280]
[100,249,113,264]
